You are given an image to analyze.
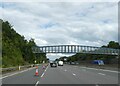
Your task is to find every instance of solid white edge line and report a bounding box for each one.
[82,69,86,71]
[81,67,119,73]
[0,67,35,79]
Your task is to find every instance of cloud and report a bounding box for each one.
[46,53,74,60]
[0,2,118,59]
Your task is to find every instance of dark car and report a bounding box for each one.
[50,62,57,67]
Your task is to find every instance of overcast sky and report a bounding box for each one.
[0,0,118,60]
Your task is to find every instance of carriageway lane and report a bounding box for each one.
[61,65,118,84]
[38,64,118,84]
[39,65,81,84]
[2,65,45,84]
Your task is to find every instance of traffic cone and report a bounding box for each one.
[35,66,39,76]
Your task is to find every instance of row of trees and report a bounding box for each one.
[58,41,119,64]
[102,41,120,49]
[1,19,47,67]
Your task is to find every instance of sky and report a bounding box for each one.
[0,0,119,60]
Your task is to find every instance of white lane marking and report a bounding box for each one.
[81,67,119,73]
[44,69,46,72]
[99,69,119,73]
[81,67,97,70]
[82,69,86,71]
[41,73,44,77]
[72,73,76,76]
[35,81,39,86]
[96,84,99,86]
[98,73,106,76]
[74,66,78,67]
[40,64,49,78]
[45,65,49,72]
[0,67,35,79]
[64,69,67,72]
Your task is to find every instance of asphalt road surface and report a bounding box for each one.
[1,64,119,85]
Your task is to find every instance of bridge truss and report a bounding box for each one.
[32,45,119,56]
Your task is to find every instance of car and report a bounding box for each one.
[50,62,57,67]
[92,60,104,65]
[75,62,79,65]
[70,62,76,65]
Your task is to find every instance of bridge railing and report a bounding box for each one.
[32,45,119,55]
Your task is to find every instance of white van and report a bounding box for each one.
[58,61,63,66]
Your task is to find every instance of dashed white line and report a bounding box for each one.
[40,64,49,78]
[81,67,98,70]
[35,81,39,86]
[45,65,49,72]
[96,84,99,86]
[44,70,46,72]
[64,69,67,72]
[98,73,106,76]
[72,73,76,76]
[41,73,45,77]
[99,69,119,73]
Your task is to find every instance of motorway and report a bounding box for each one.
[1,64,119,85]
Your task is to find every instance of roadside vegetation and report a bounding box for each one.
[1,19,47,68]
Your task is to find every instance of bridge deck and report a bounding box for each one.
[32,45,119,55]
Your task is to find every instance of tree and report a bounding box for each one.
[2,19,47,67]
[107,41,119,49]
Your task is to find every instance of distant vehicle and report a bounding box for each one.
[70,62,76,65]
[50,61,57,67]
[75,62,79,65]
[58,61,63,66]
[92,60,104,65]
